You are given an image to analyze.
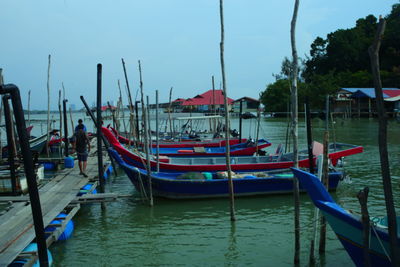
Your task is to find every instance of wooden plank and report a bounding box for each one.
[0,140,108,265]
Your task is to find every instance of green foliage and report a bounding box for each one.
[261,3,400,112]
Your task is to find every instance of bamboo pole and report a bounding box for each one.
[168,87,173,139]
[117,80,127,135]
[58,89,62,157]
[156,90,160,172]
[46,55,51,157]
[121,58,136,147]
[138,60,153,206]
[290,0,300,264]
[368,17,399,266]
[146,95,152,155]
[219,0,236,222]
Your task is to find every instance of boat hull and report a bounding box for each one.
[292,168,397,267]
[110,149,342,199]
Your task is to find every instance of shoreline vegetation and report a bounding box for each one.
[260,3,400,112]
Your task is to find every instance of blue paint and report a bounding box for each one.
[9,243,53,267]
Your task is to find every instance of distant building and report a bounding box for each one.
[179,90,234,112]
[232,97,260,113]
[333,88,400,117]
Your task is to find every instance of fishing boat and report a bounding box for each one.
[29,133,48,153]
[110,127,247,148]
[291,168,399,267]
[102,126,363,172]
[108,148,343,199]
[148,139,270,157]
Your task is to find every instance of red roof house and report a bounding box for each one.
[182,90,234,106]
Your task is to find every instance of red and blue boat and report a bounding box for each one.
[110,127,246,148]
[102,127,363,172]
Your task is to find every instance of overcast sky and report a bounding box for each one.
[1,0,397,110]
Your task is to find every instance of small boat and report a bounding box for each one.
[110,127,247,148]
[109,148,343,199]
[29,133,48,153]
[148,139,270,157]
[102,126,363,172]
[291,168,399,267]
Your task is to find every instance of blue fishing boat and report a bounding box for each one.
[109,148,343,199]
[291,168,399,267]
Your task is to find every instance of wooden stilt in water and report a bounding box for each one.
[155,90,160,172]
[219,0,236,222]
[290,0,300,264]
[368,17,399,266]
[357,187,371,267]
[138,60,153,206]
[96,64,105,200]
[58,90,63,157]
[63,99,69,157]
[168,87,173,139]
[46,55,51,157]
[305,97,317,265]
[319,96,329,254]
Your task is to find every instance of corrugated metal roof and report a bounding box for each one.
[348,88,400,99]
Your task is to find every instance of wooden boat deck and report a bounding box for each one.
[0,141,109,265]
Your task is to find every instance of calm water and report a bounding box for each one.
[18,115,400,266]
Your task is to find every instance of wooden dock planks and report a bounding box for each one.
[0,144,105,266]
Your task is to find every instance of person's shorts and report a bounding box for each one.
[77,152,88,162]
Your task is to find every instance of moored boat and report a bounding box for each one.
[102,126,363,172]
[291,168,399,267]
[110,127,247,148]
[109,148,343,199]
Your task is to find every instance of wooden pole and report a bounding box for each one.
[96,64,105,197]
[27,90,31,127]
[46,55,51,157]
[58,90,62,157]
[63,99,69,157]
[0,69,3,162]
[138,60,153,206]
[156,90,160,172]
[239,100,243,143]
[121,58,136,146]
[319,96,330,254]
[69,107,74,133]
[290,0,300,264]
[3,96,17,195]
[368,17,399,266]
[168,87,173,139]
[117,80,127,133]
[219,0,236,222]
[357,187,371,267]
[146,95,152,155]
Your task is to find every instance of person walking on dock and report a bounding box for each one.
[75,125,90,177]
[75,119,87,133]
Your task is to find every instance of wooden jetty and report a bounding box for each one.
[0,141,116,265]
